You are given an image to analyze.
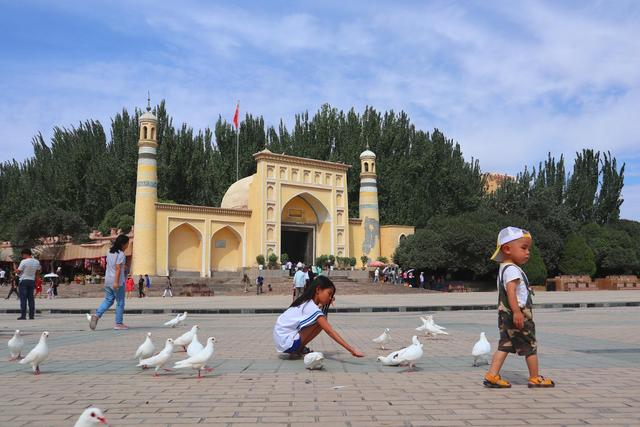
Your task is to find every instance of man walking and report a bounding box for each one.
[15,248,41,320]
[292,265,307,299]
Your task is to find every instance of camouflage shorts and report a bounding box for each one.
[497,307,537,356]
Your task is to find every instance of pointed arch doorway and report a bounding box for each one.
[280,193,329,266]
[281,225,315,266]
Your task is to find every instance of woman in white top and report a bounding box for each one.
[89,234,130,330]
[273,276,364,357]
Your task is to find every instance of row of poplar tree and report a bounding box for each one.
[0,101,637,281]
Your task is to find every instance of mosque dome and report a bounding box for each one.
[220,175,254,209]
[140,110,156,121]
[360,149,376,159]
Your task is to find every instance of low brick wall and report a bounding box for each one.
[547,275,640,291]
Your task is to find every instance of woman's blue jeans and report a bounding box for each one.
[96,285,125,324]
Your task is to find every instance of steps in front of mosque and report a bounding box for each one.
[49,271,436,298]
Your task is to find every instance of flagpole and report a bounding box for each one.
[235,100,239,182]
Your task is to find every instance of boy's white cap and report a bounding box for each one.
[490,227,532,262]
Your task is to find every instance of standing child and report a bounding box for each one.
[138,275,145,298]
[46,282,54,299]
[241,274,251,293]
[89,234,130,331]
[125,275,135,299]
[256,275,264,294]
[163,276,173,297]
[35,275,43,298]
[483,227,555,388]
[273,276,364,358]
[5,276,19,300]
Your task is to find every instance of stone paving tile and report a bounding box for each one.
[0,306,639,426]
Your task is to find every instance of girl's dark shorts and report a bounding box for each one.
[283,338,302,354]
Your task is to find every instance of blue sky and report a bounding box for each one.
[1,0,639,219]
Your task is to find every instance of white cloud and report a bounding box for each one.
[1,0,639,220]
[621,183,640,221]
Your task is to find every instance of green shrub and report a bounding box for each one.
[268,253,278,269]
[522,244,547,285]
[558,234,596,276]
[256,254,265,266]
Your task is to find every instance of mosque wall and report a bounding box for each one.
[380,225,415,263]
[155,203,250,276]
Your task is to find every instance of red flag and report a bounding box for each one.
[233,102,239,129]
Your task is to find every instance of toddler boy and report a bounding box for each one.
[484,227,555,388]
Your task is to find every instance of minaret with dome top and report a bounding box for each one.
[359,146,381,262]
[131,95,158,276]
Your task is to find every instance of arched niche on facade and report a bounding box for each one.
[211,226,242,271]
[168,223,202,273]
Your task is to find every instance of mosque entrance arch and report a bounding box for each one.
[280,193,330,266]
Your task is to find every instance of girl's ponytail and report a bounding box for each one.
[290,275,336,316]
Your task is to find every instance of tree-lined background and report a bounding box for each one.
[0,101,637,281]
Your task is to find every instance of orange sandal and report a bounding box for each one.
[483,373,512,388]
[528,375,555,388]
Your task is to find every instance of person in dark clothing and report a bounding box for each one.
[5,276,19,299]
[138,275,146,298]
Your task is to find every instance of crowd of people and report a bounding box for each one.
[372,266,449,290]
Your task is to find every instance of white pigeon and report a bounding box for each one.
[8,329,24,361]
[417,317,448,337]
[164,311,188,328]
[396,335,424,370]
[19,331,49,375]
[187,332,204,357]
[134,332,156,365]
[425,317,448,336]
[376,349,404,366]
[138,338,175,376]
[424,315,447,331]
[174,325,199,352]
[471,332,491,367]
[372,328,391,350]
[73,407,108,426]
[174,336,216,378]
[303,351,325,370]
[85,313,92,322]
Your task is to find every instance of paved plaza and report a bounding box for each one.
[1,294,639,426]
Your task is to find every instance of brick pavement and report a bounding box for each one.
[1,290,638,314]
[1,303,639,426]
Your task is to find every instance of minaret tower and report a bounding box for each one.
[359,147,380,262]
[132,95,158,276]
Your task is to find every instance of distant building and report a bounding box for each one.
[130,103,414,277]
[484,172,515,194]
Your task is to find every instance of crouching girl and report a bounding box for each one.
[273,276,364,358]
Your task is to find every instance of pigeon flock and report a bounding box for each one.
[374,315,492,371]
[5,311,492,424]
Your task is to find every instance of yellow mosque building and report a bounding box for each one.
[130,105,414,277]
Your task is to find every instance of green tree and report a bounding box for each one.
[565,149,599,223]
[558,234,596,276]
[580,223,639,275]
[611,220,640,274]
[116,215,134,234]
[13,208,89,266]
[522,244,547,285]
[98,201,135,234]
[594,152,625,224]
